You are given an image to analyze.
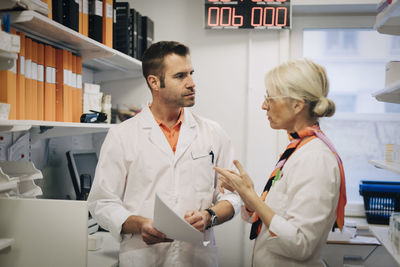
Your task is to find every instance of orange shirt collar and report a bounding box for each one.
[153,108,184,130]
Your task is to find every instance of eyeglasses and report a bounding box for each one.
[263,95,292,105]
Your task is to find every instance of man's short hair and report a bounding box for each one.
[142,41,190,88]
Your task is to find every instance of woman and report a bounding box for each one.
[215,58,346,267]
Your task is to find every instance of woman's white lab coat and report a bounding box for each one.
[88,106,240,267]
[249,138,341,267]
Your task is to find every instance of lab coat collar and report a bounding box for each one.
[139,105,197,160]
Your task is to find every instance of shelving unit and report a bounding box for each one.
[370,0,400,175]
[374,0,400,35]
[372,80,400,104]
[0,9,143,133]
[369,160,400,174]
[0,120,112,141]
[0,238,14,251]
[4,10,142,83]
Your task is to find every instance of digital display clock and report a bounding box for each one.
[205,0,291,29]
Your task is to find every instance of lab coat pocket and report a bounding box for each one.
[193,244,218,267]
[191,149,214,192]
[267,191,288,217]
[119,247,157,267]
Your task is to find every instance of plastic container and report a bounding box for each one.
[359,180,400,225]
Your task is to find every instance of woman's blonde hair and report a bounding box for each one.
[265,58,335,119]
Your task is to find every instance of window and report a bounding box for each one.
[302,28,400,203]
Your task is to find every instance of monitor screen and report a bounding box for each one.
[66,150,98,200]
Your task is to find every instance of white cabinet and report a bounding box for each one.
[370,1,400,174]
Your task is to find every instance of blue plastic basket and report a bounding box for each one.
[359,180,400,225]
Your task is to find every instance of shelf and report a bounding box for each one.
[369,160,400,174]
[0,180,18,193]
[372,80,400,104]
[0,238,14,251]
[3,10,142,82]
[374,0,400,35]
[370,225,400,266]
[0,120,113,141]
[0,0,48,15]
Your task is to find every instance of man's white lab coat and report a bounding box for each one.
[88,106,241,267]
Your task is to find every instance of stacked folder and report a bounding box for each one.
[114,3,154,60]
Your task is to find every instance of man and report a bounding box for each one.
[88,41,240,267]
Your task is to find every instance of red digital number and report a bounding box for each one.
[275,7,287,26]
[263,7,274,27]
[207,7,243,27]
[208,7,220,27]
[251,6,287,27]
[220,7,232,26]
[232,7,243,26]
[251,7,262,26]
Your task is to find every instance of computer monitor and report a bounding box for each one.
[66,150,98,201]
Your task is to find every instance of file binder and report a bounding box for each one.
[52,0,79,32]
[37,43,45,121]
[141,16,154,52]
[136,11,143,60]
[75,56,83,123]
[16,32,26,120]
[89,0,103,43]
[78,0,83,34]
[44,44,53,121]
[31,40,38,120]
[71,54,78,122]
[112,0,116,48]
[115,2,130,55]
[129,8,137,58]
[82,0,89,36]
[50,46,57,121]
[66,0,79,32]
[102,0,113,47]
[55,49,69,122]
[24,37,32,120]
[67,51,73,122]
[52,0,63,25]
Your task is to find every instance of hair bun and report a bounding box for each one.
[313,97,335,117]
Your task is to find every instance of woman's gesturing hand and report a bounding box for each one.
[215,160,257,210]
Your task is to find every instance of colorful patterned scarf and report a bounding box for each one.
[249,125,346,240]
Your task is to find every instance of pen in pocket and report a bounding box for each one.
[209,150,214,164]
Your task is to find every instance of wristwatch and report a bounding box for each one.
[205,208,218,229]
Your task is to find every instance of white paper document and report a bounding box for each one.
[153,193,204,245]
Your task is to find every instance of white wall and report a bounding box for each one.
[100,1,379,266]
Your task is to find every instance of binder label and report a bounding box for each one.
[32,62,38,80]
[11,61,17,74]
[64,69,68,85]
[20,56,25,75]
[38,65,44,82]
[83,0,89,14]
[77,74,82,89]
[106,3,113,18]
[46,66,52,83]
[72,73,77,88]
[51,68,56,84]
[69,70,73,87]
[25,59,32,79]
[95,1,102,16]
